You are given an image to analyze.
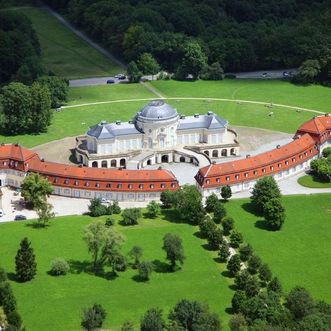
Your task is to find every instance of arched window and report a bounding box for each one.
[111,160,117,167]
[161,155,169,163]
[120,159,126,167]
[92,161,98,168]
[101,160,107,168]
[212,150,218,157]
[179,156,185,162]
[221,149,227,157]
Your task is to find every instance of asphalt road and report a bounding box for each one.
[69,76,128,87]
[231,68,297,79]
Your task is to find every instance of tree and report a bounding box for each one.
[0,282,16,314]
[140,308,165,331]
[235,270,251,290]
[285,286,315,320]
[232,290,247,313]
[30,82,52,133]
[0,267,7,282]
[162,233,185,270]
[81,304,106,331]
[138,261,154,281]
[6,310,23,330]
[121,208,142,225]
[213,201,226,224]
[1,82,32,134]
[243,276,260,297]
[247,255,261,275]
[207,227,223,250]
[83,221,124,273]
[322,147,331,158]
[127,61,142,83]
[239,244,253,262]
[222,216,235,236]
[137,53,160,78]
[227,254,241,277]
[201,62,224,81]
[229,313,248,331]
[174,185,205,225]
[221,185,232,201]
[128,245,143,268]
[259,263,272,285]
[146,200,161,218]
[88,198,109,217]
[50,258,70,276]
[169,299,221,331]
[263,198,286,230]
[110,200,121,214]
[160,190,176,208]
[229,230,243,248]
[293,59,321,84]
[37,75,68,108]
[177,41,207,80]
[36,201,55,227]
[199,216,217,238]
[21,172,53,209]
[15,237,37,282]
[218,242,230,262]
[267,277,283,295]
[251,177,281,213]
[205,193,219,213]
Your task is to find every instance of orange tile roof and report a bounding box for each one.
[199,133,316,178]
[297,114,331,135]
[0,144,38,161]
[29,159,176,182]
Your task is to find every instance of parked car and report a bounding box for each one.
[101,198,110,204]
[0,209,4,217]
[115,74,126,80]
[14,215,27,221]
[106,79,115,84]
[261,72,268,77]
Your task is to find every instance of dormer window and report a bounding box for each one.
[150,184,155,189]
[96,182,100,188]
[253,170,258,175]
[206,179,210,184]
[106,183,111,188]
[64,179,69,184]
[226,176,230,181]
[74,180,79,186]
[139,184,144,189]
[244,173,248,178]
[128,184,133,189]
[171,183,176,188]
[85,182,90,187]
[216,178,220,183]
[270,166,274,171]
[117,183,122,189]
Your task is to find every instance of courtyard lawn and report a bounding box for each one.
[150,79,331,113]
[225,193,331,302]
[0,214,233,331]
[6,6,122,79]
[297,175,331,188]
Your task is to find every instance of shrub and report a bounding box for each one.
[105,217,115,227]
[222,216,235,235]
[230,230,243,248]
[121,208,141,226]
[88,198,108,217]
[213,201,226,223]
[239,244,253,262]
[138,261,154,281]
[81,304,107,330]
[322,147,331,158]
[110,201,121,214]
[50,258,70,276]
[248,255,262,275]
[146,201,161,218]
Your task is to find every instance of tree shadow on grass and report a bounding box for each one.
[254,220,273,232]
[160,209,185,224]
[7,272,17,282]
[25,222,48,229]
[193,230,205,239]
[221,270,233,278]
[241,202,261,217]
[152,259,172,273]
[132,274,148,283]
[68,260,91,274]
[225,307,234,314]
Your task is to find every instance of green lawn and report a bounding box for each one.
[0,213,233,331]
[226,194,331,302]
[297,175,331,188]
[7,6,122,79]
[151,80,331,113]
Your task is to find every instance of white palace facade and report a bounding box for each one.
[76,100,239,169]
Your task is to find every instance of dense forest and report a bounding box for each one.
[43,0,331,83]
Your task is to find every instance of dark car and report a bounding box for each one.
[14,215,27,221]
[106,79,115,84]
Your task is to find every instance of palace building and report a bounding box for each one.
[195,114,331,197]
[75,100,239,169]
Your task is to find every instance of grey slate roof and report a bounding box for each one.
[87,121,142,140]
[178,113,228,131]
[138,100,178,120]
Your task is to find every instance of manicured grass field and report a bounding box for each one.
[7,6,121,79]
[0,213,233,331]
[226,194,331,302]
[151,80,331,113]
[1,80,330,147]
[297,175,331,188]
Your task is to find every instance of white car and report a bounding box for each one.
[101,198,110,204]
[0,209,4,217]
